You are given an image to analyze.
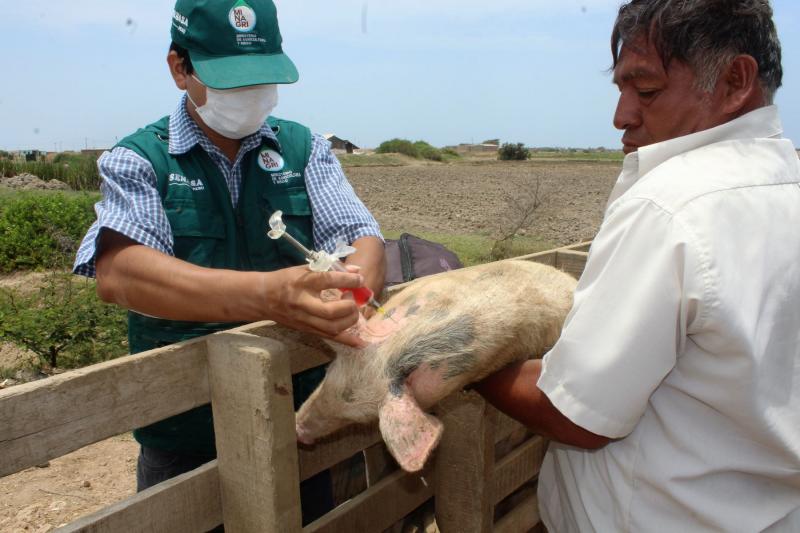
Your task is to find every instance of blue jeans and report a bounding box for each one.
[136,446,334,527]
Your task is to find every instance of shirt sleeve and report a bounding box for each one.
[537,197,705,438]
[304,134,383,253]
[72,147,174,278]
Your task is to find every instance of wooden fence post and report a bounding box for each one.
[206,332,302,533]
[434,390,496,532]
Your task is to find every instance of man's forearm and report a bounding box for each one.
[96,234,272,323]
[94,230,365,344]
[476,359,610,449]
[345,236,386,296]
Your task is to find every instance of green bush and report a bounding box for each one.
[498,142,530,161]
[376,138,445,162]
[0,154,101,190]
[0,191,99,272]
[413,141,443,162]
[0,274,127,370]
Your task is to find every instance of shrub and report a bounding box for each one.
[376,138,445,162]
[498,143,530,161]
[0,273,127,370]
[376,139,419,158]
[413,141,443,162]
[0,191,99,272]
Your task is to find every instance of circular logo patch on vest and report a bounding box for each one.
[258,149,285,172]
[229,3,257,33]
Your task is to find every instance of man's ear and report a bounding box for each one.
[720,54,763,115]
[167,50,189,91]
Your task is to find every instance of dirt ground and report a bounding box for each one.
[0,158,620,531]
[349,158,619,246]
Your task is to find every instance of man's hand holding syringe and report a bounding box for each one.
[268,211,391,319]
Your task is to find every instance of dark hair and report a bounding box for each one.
[169,41,194,75]
[611,0,783,102]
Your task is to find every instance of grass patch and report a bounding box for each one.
[383,230,554,267]
[1,153,101,190]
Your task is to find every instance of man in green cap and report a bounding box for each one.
[74,0,385,523]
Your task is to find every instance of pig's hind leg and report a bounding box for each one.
[379,385,443,472]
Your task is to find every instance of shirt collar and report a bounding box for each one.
[607,106,784,209]
[167,94,281,156]
[636,105,784,178]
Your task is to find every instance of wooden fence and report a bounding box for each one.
[0,243,590,533]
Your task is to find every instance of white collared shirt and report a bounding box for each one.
[537,106,800,532]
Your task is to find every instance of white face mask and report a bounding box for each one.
[188,76,278,139]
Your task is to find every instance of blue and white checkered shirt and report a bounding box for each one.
[74,95,382,277]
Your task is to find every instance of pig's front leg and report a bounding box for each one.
[378,384,443,472]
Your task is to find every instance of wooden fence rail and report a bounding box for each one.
[0,243,590,532]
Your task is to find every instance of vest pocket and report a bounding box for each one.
[266,187,312,216]
[165,201,226,266]
[261,188,314,263]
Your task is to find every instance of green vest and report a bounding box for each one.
[117,116,325,455]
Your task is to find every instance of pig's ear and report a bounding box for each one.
[378,388,443,472]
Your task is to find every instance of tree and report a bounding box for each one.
[0,273,127,370]
[489,179,543,260]
[498,143,530,161]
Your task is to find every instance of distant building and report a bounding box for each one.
[446,142,500,154]
[11,150,46,163]
[323,134,359,154]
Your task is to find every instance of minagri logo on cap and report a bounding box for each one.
[229,0,257,33]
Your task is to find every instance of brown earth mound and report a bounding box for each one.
[1,174,71,191]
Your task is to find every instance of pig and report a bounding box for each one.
[295,259,577,472]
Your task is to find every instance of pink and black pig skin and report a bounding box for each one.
[295,260,577,472]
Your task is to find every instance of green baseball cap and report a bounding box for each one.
[171,0,299,89]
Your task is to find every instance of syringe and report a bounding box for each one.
[268,211,388,315]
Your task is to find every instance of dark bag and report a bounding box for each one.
[384,233,463,287]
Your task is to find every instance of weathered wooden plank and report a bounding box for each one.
[305,464,434,533]
[562,241,592,253]
[493,489,540,533]
[434,390,496,533]
[207,333,302,532]
[298,425,382,482]
[555,249,589,279]
[492,437,548,505]
[512,250,558,267]
[494,408,527,444]
[363,442,397,486]
[230,322,335,375]
[0,339,210,478]
[56,461,221,533]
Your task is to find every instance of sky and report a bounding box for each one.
[0,0,798,152]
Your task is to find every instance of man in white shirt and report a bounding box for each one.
[477,1,800,531]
